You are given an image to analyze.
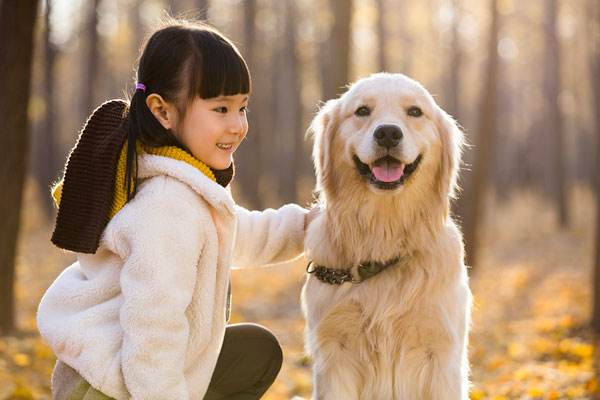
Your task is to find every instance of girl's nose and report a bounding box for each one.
[229,113,247,135]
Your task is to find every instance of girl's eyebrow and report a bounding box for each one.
[211,95,249,103]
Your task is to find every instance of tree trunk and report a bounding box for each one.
[233,0,261,209]
[129,0,144,54]
[589,0,600,333]
[446,0,463,121]
[82,0,101,117]
[394,0,414,76]
[462,0,500,270]
[447,0,466,221]
[33,0,59,219]
[197,0,208,21]
[275,0,302,203]
[0,0,40,334]
[544,0,568,228]
[319,0,352,101]
[168,0,185,16]
[375,0,388,72]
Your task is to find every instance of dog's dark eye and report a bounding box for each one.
[407,106,423,118]
[355,106,371,117]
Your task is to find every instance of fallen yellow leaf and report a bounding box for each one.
[11,384,34,400]
[12,353,30,367]
[507,342,527,359]
[545,390,560,400]
[470,389,486,400]
[527,387,544,397]
[34,341,54,360]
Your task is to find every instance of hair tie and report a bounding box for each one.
[135,83,146,92]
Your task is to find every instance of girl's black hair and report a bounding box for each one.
[124,20,251,199]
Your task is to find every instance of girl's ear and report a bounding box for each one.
[146,94,178,131]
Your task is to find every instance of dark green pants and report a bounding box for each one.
[204,323,283,399]
[52,323,283,400]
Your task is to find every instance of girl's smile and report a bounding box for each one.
[175,94,249,170]
[216,143,234,151]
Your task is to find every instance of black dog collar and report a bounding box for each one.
[306,256,401,285]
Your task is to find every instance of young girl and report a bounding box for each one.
[38,20,311,400]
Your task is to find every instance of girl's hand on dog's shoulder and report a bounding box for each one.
[304,204,323,231]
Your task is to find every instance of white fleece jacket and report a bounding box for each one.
[37,154,307,400]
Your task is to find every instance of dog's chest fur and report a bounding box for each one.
[301,216,469,397]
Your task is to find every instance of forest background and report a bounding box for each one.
[0,0,599,398]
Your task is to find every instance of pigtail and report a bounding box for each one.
[123,89,143,200]
[123,83,183,201]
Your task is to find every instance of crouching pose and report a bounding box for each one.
[38,20,310,400]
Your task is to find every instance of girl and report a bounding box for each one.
[38,20,311,400]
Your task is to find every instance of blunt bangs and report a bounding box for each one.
[189,29,251,99]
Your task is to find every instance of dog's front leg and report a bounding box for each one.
[312,355,362,400]
[396,306,470,400]
[394,346,468,400]
[425,349,468,400]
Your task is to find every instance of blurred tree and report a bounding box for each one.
[32,0,59,219]
[82,0,102,117]
[197,0,209,21]
[275,0,302,203]
[129,0,145,55]
[168,0,184,16]
[253,3,281,208]
[462,0,500,270]
[320,0,352,100]
[543,0,568,228]
[493,44,513,201]
[234,0,261,208]
[393,0,414,76]
[446,0,465,219]
[0,0,39,334]
[167,0,206,17]
[375,0,388,71]
[446,0,463,121]
[590,0,600,332]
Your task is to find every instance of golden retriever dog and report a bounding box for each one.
[301,73,471,400]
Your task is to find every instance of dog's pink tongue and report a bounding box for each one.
[372,162,404,182]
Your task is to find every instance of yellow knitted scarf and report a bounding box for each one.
[52,141,216,218]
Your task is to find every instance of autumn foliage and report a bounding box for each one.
[0,181,596,399]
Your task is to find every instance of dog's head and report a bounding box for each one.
[311,73,463,207]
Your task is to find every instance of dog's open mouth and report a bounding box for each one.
[353,154,423,190]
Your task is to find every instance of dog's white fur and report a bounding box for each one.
[301,73,471,400]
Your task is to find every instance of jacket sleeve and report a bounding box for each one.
[115,189,204,400]
[231,203,307,269]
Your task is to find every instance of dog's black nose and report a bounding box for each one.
[373,125,403,148]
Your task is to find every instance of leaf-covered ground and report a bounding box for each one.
[1,184,597,399]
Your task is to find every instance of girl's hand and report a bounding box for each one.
[305,205,322,231]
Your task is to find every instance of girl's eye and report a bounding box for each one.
[240,106,248,113]
[355,106,371,117]
[407,106,423,117]
[214,107,228,113]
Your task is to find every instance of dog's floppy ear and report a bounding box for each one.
[434,107,464,203]
[309,99,340,200]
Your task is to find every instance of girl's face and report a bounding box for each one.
[175,94,249,170]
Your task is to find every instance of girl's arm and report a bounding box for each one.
[232,203,308,269]
[112,185,203,400]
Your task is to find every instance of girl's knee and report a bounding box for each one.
[256,334,283,380]
[226,323,283,381]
